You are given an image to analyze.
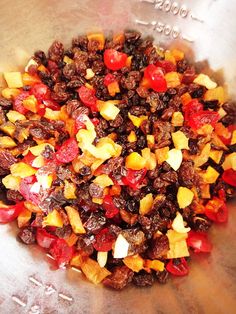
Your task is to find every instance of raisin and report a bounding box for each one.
[0,150,17,169]
[103,266,134,290]
[63,63,76,79]
[109,114,123,128]
[18,227,36,245]
[121,228,147,255]
[0,97,12,108]
[55,225,72,239]
[84,212,106,234]
[48,41,64,62]
[133,272,155,287]
[72,36,88,50]
[125,31,141,43]
[178,161,197,188]
[160,171,178,183]
[6,190,24,202]
[156,269,169,284]
[89,183,104,198]
[78,166,91,176]
[147,235,169,259]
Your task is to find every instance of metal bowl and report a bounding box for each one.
[0,0,236,313]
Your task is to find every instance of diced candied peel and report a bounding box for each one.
[44,108,61,120]
[17,208,32,228]
[204,86,226,104]
[128,112,148,127]
[24,201,42,213]
[125,152,146,170]
[93,174,114,188]
[36,173,53,190]
[81,257,111,284]
[107,81,120,97]
[181,93,192,106]
[172,212,191,233]
[10,162,36,178]
[211,133,228,150]
[155,146,169,164]
[197,124,214,136]
[113,234,129,258]
[200,184,211,199]
[65,206,86,234]
[123,254,144,272]
[65,233,79,247]
[97,251,108,268]
[201,166,220,184]
[128,131,137,143]
[166,149,183,171]
[166,230,189,259]
[146,134,155,148]
[3,72,23,88]
[87,32,105,50]
[31,155,45,168]
[231,130,236,145]
[171,111,184,127]
[120,209,138,226]
[0,122,16,137]
[85,68,95,80]
[193,74,217,89]
[43,209,63,228]
[2,174,21,191]
[141,148,157,170]
[98,100,120,121]
[194,143,211,168]
[165,72,181,88]
[23,95,38,113]
[172,131,189,150]
[64,180,77,199]
[92,197,103,205]
[164,50,176,64]
[222,153,236,171]
[209,150,223,164]
[70,253,85,268]
[0,136,17,148]
[63,56,74,64]
[171,48,184,61]
[145,259,165,272]
[1,88,21,99]
[177,187,194,209]
[22,73,41,86]
[139,193,154,215]
[29,143,54,156]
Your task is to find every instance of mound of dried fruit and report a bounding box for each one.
[0,31,235,289]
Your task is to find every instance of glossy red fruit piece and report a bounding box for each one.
[166,258,189,276]
[104,73,116,86]
[19,178,40,205]
[56,138,79,163]
[36,228,57,248]
[184,99,203,123]
[93,228,115,252]
[187,231,212,253]
[49,238,74,267]
[77,86,98,111]
[188,110,220,130]
[205,197,228,223]
[122,168,147,190]
[144,64,167,92]
[31,83,50,101]
[102,195,119,218]
[47,60,58,72]
[13,91,30,114]
[43,99,61,111]
[104,49,128,71]
[222,169,236,187]
[155,60,176,73]
[0,202,24,224]
[22,151,36,166]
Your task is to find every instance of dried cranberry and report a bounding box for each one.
[49,238,74,267]
[56,138,79,163]
[93,228,115,252]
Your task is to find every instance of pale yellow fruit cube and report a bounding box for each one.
[4,72,23,88]
[166,149,183,171]
[177,187,194,209]
[172,131,189,150]
[99,101,120,121]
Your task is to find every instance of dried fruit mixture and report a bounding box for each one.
[0,31,235,289]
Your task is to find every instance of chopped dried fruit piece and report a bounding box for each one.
[128,131,137,143]
[222,152,236,171]
[17,208,32,228]
[141,148,156,170]
[165,71,181,88]
[0,136,17,148]
[10,162,36,178]
[113,234,129,258]
[187,231,212,253]
[201,166,219,184]
[123,254,144,272]
[1,88,21,99]
[102,195,119,218]
[177,187,194,209]
[172,131,189,150]
[0,202,24,223]
[65,206,86,234]
[171,111,184,127]
[98,100,120,121]
[93,228,115,252]
[125,152,146,170]
[49,238,74,267]
[56,138,79,163]
[166,258,189,276]
[43,210,63,228]
[193,74,217,89]
[128,112,148,127]
[205,198,228,223]
[4,72,23,88]
[122,168,147,190]
[139,193,154,215]
[81,257,111,284]
[93,174,114,188]
[166,230,189,259]
[172,212,191,233]
[87,32,105,50]
[145,259,165,272]
[77,86,98,111]
[2,174,21,191]
[166,149,182,171]
[144,64,167,92]
[222,169,236,187]
[204,86,225,104]
[97,251,108,268]
[104,49,128,71]
[64,180,77,199]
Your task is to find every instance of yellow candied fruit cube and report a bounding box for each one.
[3,72,23,88]
[171,111,184,127]
[64,180,77,199]
[0,136,17,148]
[139,193,154,215]
[171,48,184,61]
[141,148,156,170]
[128,112,148,128]
[128,130,137,143]
[44,108,61,120]
[123,254,144,272]
[92,197,103,205]
[155,146,169,164]
[1,88,21,99]
[200,184,211,199]
[165,72,181,88]
[172,212,190,233]
[85,68,95,80]
[194,74,217,90]
[107,81,120,97]
[177,186,194,209]
[43,209,63,228]
[0,122,16,137]
[125,152,146,170]
[2,174,21,191]
[93,174,113,188]
[81,257,111,284]
[23,95,38,113]
[6,110,26,123]
[65,233,79,247]
[98,100,120,121]
[167,230,189,259]
[209,150,223,164]
[87,32,105,50]
[222,152,236,171]
[231,130,236,145]
[29,143,54,156]
[181,92,192,106]
[201,166,220,184]
[63,55,74,64]
[70,253,85,268]
[146,135,155,148]
[164,50,176,64]
[10,162,36,178]
[65,206,86,234]
[172,130,189,150]
[145,259,165,272]
[17,208,32,228]
[204,86,225,104]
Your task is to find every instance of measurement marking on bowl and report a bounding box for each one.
[12,295,27,307]
[190,13,204,23]
[28,304,41,314]
[44,284,57,296]
[29,276,43,287]
[58,293,74,302]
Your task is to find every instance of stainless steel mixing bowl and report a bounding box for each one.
[0,0,236,313]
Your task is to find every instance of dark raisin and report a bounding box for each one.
[125,31,141,43]
[42,145,54,160]
[121,229,147,255]
[48,41,64,62]
[34,50,47,66]
[190,216,212,232]
[188,138,199,155]
[178,161,197,188]
[133,272,155,287]
[54,225,72,239]
[6,190,24,202]
[89,183,104,198]
[109,114,123,128]
[160,171,178,183]
[0,150,17,169]
[176,59,188,73]
[78,166,91,176]
[84,212,106,234]
[156,269,169,284]
[147,235,169,259]
[0,97,12,108]
[18,227,36,245]
[72,36,88,50]
[63,63,76,79]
